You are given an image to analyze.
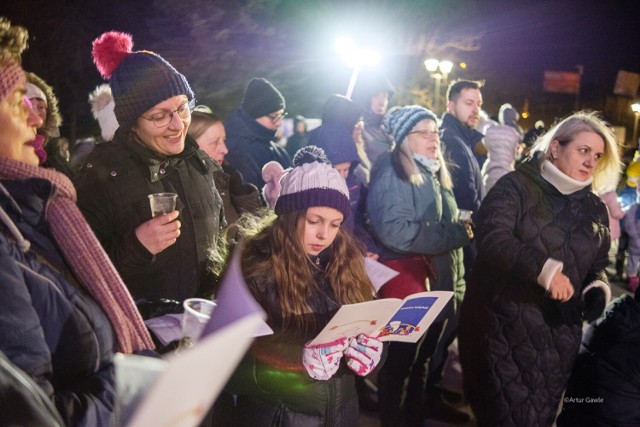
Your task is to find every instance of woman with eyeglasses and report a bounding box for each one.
[0,20,153,426]
[224,77,292,189]
[366,106,472,426]
[75,32,224,306]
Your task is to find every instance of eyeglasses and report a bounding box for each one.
[267,111,287,123]
[142,99,195,128]
[408,129,443,139]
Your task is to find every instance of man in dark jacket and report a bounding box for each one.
[440,79,485,222]
[225,78,292,189]
[427,79,486,423]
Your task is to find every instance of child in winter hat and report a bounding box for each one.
[274,146,350,219]
[91,31,194,133]
[499,103,523,136]
[25,72,62,139]
[241,77,285,119]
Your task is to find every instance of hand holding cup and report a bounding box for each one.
[458,209,472,224]
[135,211,181,255]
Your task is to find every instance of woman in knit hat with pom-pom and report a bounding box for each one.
[366,105,472,426]
[75,31,225,306]
[225,145,383,426]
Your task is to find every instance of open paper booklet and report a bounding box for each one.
[308,291,453,346]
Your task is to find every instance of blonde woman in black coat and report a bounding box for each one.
[459,111,621,426]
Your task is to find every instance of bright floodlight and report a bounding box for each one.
[357,48,380,67]
[439,60,454,74]
[424,58,439,72]
[632,103,640,113]
[334,37,355,58]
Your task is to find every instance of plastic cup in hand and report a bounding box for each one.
[181,298,216,342]
[148,193,177,218]
[458,209,472,223]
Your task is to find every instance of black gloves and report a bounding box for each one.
[581,286,607,323]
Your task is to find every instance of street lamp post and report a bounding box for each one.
[632,102,640,149]
[424,58,454,113]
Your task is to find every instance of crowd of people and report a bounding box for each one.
[1,15,638,427]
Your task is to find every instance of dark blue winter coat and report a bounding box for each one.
[225,108,292,189]
[440,113,485,213]
[0,178,116,427]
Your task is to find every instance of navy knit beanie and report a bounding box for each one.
[92,32,194,133]
[274,146,350,218]
[241,78,285,119]
[384,105,438,145]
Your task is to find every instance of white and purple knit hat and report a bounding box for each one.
[274,146,350,218]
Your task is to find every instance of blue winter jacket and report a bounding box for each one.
[440,113,485,213]
[0,178,116,427]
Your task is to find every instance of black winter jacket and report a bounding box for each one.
[459,153,610,427]
[215,161,262,227]
[558,294,640,426]
[75,129,224,301]
[224,108,292,189]
[227,244,359,426]
[0,179,116,427]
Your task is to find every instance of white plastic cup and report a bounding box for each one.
[181,298,216,342]
[458,209,472,223]
[148,192,178,218]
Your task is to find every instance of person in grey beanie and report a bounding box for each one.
[224,77,292,189]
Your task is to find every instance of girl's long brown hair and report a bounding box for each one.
[240,210,375,331]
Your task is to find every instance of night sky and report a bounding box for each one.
[2,0,640,137]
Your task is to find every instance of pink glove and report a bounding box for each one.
[344,334,383,376]
[302,338,347,381]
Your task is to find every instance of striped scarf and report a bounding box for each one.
[0,157,154,353]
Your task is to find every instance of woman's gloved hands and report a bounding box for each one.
[344,334,383,376]
[302,338,347,381]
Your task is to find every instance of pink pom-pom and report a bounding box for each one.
[92,31,133,79]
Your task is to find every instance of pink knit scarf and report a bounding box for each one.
[0,157,154,353]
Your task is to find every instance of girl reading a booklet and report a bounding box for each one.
[225,146,383,426]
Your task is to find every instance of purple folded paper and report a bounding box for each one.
[201,241,267,337]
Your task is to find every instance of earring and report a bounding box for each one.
[551,154,557,160]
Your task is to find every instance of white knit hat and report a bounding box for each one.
[89,84,119,141]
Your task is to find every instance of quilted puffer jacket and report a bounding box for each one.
[459,152,610,427]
